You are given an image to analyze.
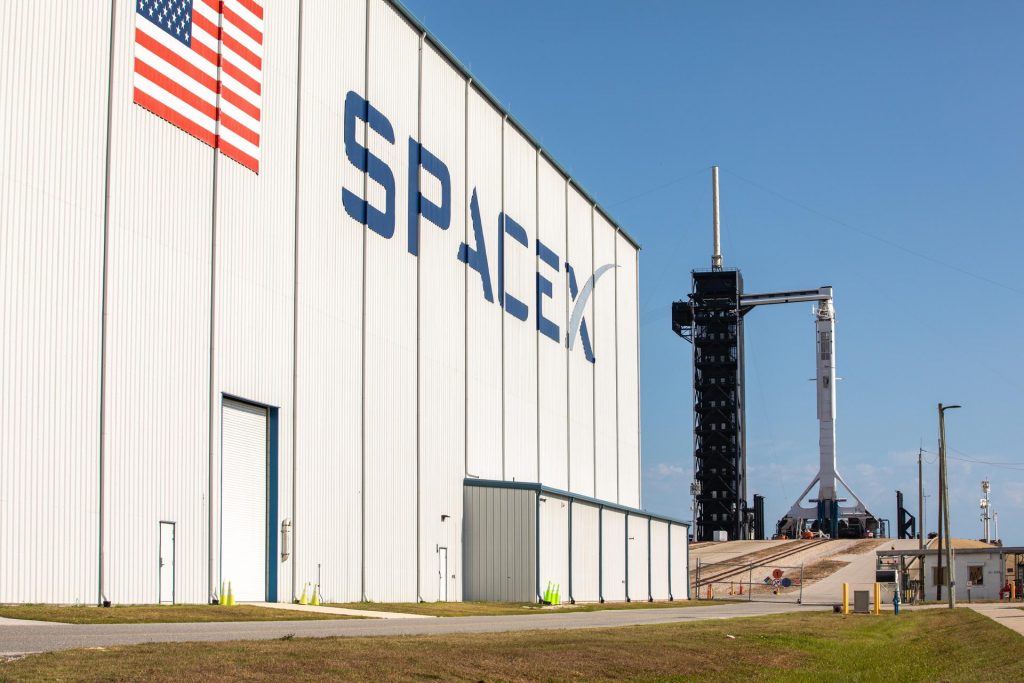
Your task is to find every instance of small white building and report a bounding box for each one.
[927,548,1016,601]
[880,547,1022,602]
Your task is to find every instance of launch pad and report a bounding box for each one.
[672,168,879,541]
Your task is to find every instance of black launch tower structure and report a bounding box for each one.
[672,269,748,542]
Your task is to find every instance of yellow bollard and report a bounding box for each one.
[873,583,881,615]
[311,584,321,606]
[227,581,235,606]
[1013,583,1017,601]
[842,583,849,615]
[299,582,308,605]
[219,581,226,605]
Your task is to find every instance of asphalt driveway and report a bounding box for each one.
[0,601,822,656]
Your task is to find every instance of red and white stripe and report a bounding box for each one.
[133,0,264,173]
[217,0,263,171]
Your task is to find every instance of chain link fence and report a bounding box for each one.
[694,558,805,603]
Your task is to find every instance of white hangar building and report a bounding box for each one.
[0,0,688,605]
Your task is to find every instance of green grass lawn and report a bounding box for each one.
[329,599,722,617]
[0,604,360,625]
[2,608,1019,681]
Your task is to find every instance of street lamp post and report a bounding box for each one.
[938,403,961,609]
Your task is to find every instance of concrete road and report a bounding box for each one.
[800,539,920,605]
[968,603,1024,637]
[0,602,825,656]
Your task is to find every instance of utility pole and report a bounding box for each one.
[918,447,925,596]
[939,403,961,609]
[936,438,944,601]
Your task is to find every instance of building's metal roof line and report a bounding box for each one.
[388,0,642,251]
[465,478,690,528]
[877,547,1024,556]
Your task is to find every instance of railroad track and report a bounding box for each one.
[695,539,833,587]
[688,541,719,550]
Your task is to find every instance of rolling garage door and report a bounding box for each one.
[221,398,268,602]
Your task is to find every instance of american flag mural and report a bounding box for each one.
[133,0,264,173]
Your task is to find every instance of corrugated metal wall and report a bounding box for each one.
[362,0,419,604]
[670,523,689,600]
[469,484,689,604]
[627,514,649,601]
[501,125,538,484]
[616,232,642,508]
[649,520,670,600]
[2,0,644,604]
[463,486,536,602]
[567,189,595,496]
[538,494,570,597]
[570,501,601,602]
[464,85,503,482]
[103,0,215,603]
[293,0,366,604]
[0,1,109,603]
[417,41,467,603]
[593,213,618,502]
[601,509,627,601]
[213,0,300,608]
[536,158,569,491]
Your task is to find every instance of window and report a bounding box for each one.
[968,566,984,586]
[932,566,949,586]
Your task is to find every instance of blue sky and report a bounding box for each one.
[400,0,1024,543]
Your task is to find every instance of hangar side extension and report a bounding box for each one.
[464,480,689,603]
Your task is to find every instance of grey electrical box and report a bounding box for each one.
[854,590,870,614]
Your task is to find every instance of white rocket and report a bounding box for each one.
[740,286,875,537]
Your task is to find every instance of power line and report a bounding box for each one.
[721,168,1024,296]
[923,447,1024,471]
[607,165,710,208]
[950,455,1024,470]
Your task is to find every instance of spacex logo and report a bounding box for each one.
[341,90,615,364]
[566,263,617,363]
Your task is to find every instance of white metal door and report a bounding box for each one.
[438,547,448,602]
[221,399,268,602]
[159,522,175,604]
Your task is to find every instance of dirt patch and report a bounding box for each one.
[844,539,887,555]
[801,559,851,583]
